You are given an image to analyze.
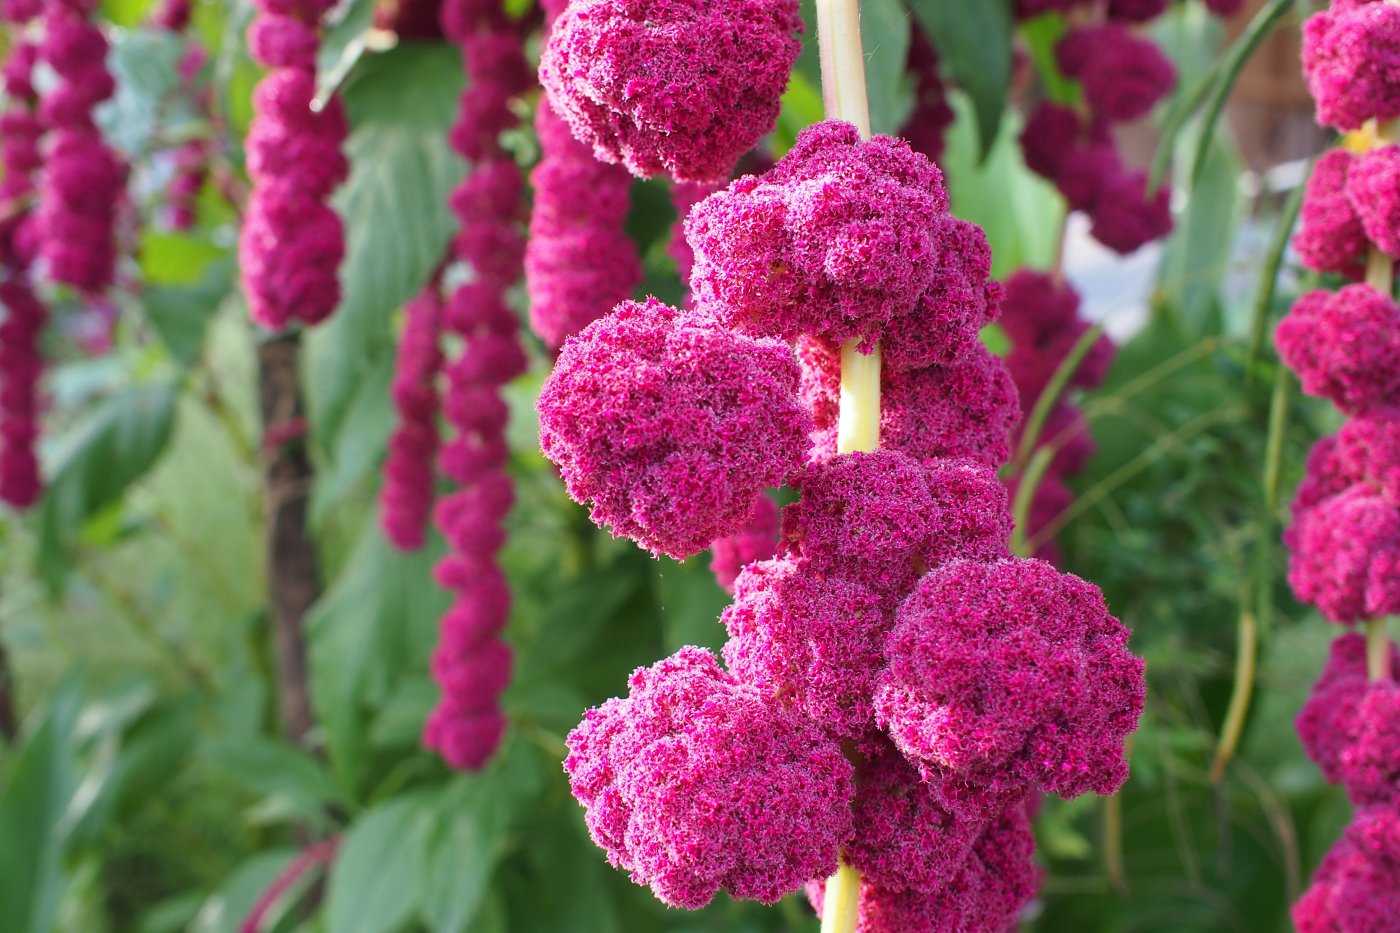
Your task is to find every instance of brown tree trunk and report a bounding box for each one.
[0,636,17,742]
[257,332,320,746]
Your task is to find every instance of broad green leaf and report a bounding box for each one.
[307,518,451,795]
[206,734,348,822]
[0,679,83,933]
[909,0,1012,159]
[141,260,236,367]
[137,231,229,287]
[1157,129,1243,335]
[308,44,465,449]
[325,793,434,933]
[187,850,298,933]
[653,554,729,654]
[38,384,179,593]
[309,348,394,526]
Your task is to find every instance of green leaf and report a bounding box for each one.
[858,0,914,136]
[141,260,236,368]
[206,734,348,823]
[307,518,451,795]
[308,44,465,449]
[38,384,179,594]
[0,680,83,933]
[325,793,434,933]
[909,0,1012,159]
[653,554,729,654]
[137,231,229,287]
[187,850,299,933]
[309,348,395,527]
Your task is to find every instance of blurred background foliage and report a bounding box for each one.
[0,0,1352,930]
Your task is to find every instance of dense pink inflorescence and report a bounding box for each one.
[1,34,47,509]
[151,1,212,232]
[688,121,993,361]
[1302,3,1400,132]
[1064,24,1176,124]
[708,493,779,593]
[1346,144,1400,259]
[1288,485,1400,624]
[380,286,445,551]
[1295,148,1368,280]
[900,23,955,164]
[1293,807,1400,932]
[539,0,801,183]
[537,297,811,559]
[808,800,1039,932]
[1276,285,1400,416]
[875,557,1145,818]
[563,647,854,908]
[34,0,126,293]
[797,335,1020,468]
[526,94,641,350]
[239,0,348,329]
[1296,634,1400,793]
[421,0,533,773]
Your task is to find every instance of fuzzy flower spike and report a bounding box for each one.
[539,0,803,183]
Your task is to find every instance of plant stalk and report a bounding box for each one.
[1367,618,1391,682]
[820,861,862,933]
[257,331,322,746]
[817,0,873,923]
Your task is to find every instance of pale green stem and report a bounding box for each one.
[1367,618,1391,683]
[820,861,862,933]
[837,341,881,455]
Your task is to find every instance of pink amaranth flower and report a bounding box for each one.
[797,335,1021,469]
[808,801,1039,932]
[1014,0,1083,19]
[875,557,1145,819]
[539,0,802,183]
[668,181,720,295]
[1333,407,1400,504]
[239,0,348,329]
[1295,148,1368,280]
[380,287,445,551]
[1287,484,1400,624]
[1276,284,1400,415]
[1302,3,1400,131]
[538,297,811,560]
[1296,633,1399,789]
[0,281,45,508]
[780,451,1011,596]
[1020,102,1082,182]
[1341,683,1400,808]
[900,23,956,164]
[563,646,855,908]
[1293,807,1400,932]
[1069,24,1176,123]
[526,99,641,350]
[721,556,892,741]
[1107,0,1168,23]
[686,120,958,351]
[1001,269,1115,406]
[709,493,779,593]
[1089,168,1173,254]
[1347,144,1400,259]
[1055,141,1121,214]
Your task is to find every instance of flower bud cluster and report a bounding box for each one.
[524,0,640,351]
[544,121,1144,928]
[0,31,48,509]
[420,0,531,772]
[35,0,126,292]
[1281,4,1400,923]
[999,270,1115,564]
[899,23,955,165]
[150,0,212,232]
[379,285,445,551]
[238,0,348,328]
[1017,2,1181,255]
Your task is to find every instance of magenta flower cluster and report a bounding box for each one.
[419,0,533,772]
[238,0,347,329]
[379,286,445,551]
[544,121,1145,927]
[1018,5,1177,255]
[35,0,126,293]
[899,23,955,165]
[1282,6,1400,925]
[0,29,47,509]
[525,0,641,351]
[999,270,1115,564]
[539,0,801,184]
[150,0,211,232]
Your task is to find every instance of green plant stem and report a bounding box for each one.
[1209,608,1257,784]
[1187,0,1296,187]
[1245,171,1308,384]
[1367,618,1391,682]
[1013,323,1106,472]
[1011,446,1055,559]
[820,861,861,933]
